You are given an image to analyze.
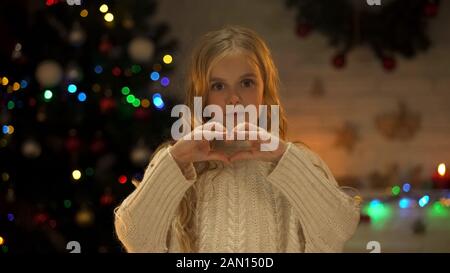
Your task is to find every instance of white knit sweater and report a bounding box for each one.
[114,141,360,253]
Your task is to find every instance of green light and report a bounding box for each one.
[363,201,392,229]
[64,199,72,209]
[428,202,449,218]
[121,86,130,95]
[391,185,401,196]
[86,167,94,176]
[7,101,15,110]
[44,90,53,100]
[132,98,141,107]
[364,203,390,220]
[2,245,8,253]
[126,94,135,103]
[131,65,141,74]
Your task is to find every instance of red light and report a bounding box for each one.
[33,213,49,224]
[118,175,127,184]
[46,0,59,6]
[112,67,122,77]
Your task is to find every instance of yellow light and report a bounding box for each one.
[99,4,109,13]
[1,77,9,86]
[72,170,82,180]
[141,99,150,108]
[104,13,114,22]
[438,163,446,176]
[0,236,4,246]
[80,9,88,17]
[7,126,14,134]
[12,82,20,91]
[2,172,10,181]
[163,54,173,64]
[440,198,450,207]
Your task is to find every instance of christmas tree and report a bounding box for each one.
[0,0,179,253]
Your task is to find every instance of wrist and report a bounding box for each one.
[272,142,287,163]
[168,146,191,170]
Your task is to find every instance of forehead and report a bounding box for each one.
[209,52,261,80]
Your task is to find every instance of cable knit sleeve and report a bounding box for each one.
[267,142,360,252]
[114,145,197,252]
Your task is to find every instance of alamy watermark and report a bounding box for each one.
[170,97,280,151]
[66,0,81,5]
[366,0,381,6]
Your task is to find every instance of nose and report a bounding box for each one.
[227,89,241,105]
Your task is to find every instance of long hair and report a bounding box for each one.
[158,25,289,252]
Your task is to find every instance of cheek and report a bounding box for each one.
[252,86,264,106]
[241,90,262,107]
[206,92,226,110]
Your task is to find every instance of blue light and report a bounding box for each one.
[399,198,410,209]
[161,77,170,87]
[418,195,430,207]
[150,71,160,81]
[68,84,77,93]
[77,92,87,102]
[7,213,14,222]
[2,125,8,134]
[370,199,381,207]
[152,93,164,109]
[94,65,103,74]
[20,80,28,88]
[402,183,411,193]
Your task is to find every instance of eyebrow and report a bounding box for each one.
[210,73,257,82]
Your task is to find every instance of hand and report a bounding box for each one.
[228,122,287,163]
[169,121,231,169]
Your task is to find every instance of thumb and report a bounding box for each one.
[203,151,231,165]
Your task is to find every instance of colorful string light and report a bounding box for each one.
[150,71,160,81]
[163,54,173,64]
[118,175,127,184]
[72,170,82,180]
[152,93,164,109]
[418,195,430,207]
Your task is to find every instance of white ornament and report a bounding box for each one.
[69,22,86,46]
[66,63,83,81]
[128,37,155,63]
[130,139,151,166]
[22,139,42,158]
[35,60,63,87]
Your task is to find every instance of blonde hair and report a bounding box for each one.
[162,25,289,252]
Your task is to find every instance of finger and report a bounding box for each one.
[229,150,258,162]
[203,130,227,141]
[204,151,231,165]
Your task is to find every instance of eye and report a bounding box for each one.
[241,79,255,88]
[211,82,225,91]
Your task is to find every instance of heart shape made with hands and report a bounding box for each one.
[203,122,286,163]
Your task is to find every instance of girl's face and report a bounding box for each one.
[206,52,264,126]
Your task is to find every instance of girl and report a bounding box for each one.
[114,25,360,253]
